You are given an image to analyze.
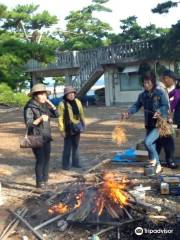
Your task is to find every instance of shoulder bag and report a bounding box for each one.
[20,128,43,148]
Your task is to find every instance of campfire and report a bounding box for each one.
[48,172,134,224]
[1,170,166,240]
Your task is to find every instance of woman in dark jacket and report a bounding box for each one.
[24,83,59,188]
[122,71,169,174]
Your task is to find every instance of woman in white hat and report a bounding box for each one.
[24,83,59,188]
[58,86,85,170]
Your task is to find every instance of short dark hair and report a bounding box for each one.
[162,69,177,80]
[141,71,156,87]
[176,79,180,89]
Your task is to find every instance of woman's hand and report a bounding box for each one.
[45,99,56,110]
[121,112,130,120]
[167,117,173,124]
[33,116,43,125]
[33,115,49,125]
[42,114,49,122]
[153,112,161,119]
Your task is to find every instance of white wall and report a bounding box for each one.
[104,61,176,106]
[115,90,141,103]
[104,68,141,105]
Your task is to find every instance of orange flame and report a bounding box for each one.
[96,196,105,216]
[48,192,84,215]
[102,173,128,206]
[75,192,84,208]
[49,173,129,217]
[112,126,127,145]
[48,203,70,214]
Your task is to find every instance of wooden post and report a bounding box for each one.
[30,72,37,88]
[65,75,72,86]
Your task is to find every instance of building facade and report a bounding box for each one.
[104,61,175,106]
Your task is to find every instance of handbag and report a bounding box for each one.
[20,129,43,148]
[69,121,85,135]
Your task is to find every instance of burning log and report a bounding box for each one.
[46,181,79,206]
[47,172,135,225]
[67,189,96,222]
[101,172,129,206]
[104,201,120,219]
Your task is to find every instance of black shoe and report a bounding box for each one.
[161,162,168,167]
[72,164,82,168]
[168,162,178,169]
[36,182,46,189]
[62,166,70,170]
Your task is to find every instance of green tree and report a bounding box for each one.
[109,16,167,44]
[152,1,179,14]
[151,1,180,62]
[0,4,59,90]
[2,4,58,32]
[57,0,112,50]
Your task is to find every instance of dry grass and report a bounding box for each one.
[156,118,173,137]
[112,125,128,145]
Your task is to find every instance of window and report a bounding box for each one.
[119,73,142,91]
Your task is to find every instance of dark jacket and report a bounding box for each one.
[169,88,180,125]
[24,99,59,142]
[128,88,169,128]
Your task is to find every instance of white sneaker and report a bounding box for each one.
[156,165,162,174]
[150,160,156,166]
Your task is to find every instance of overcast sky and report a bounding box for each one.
[1,0,180,32]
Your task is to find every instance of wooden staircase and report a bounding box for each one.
[25,40,153,96]
[71,49,104,97]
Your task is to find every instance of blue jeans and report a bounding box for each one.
[144,128,160,166]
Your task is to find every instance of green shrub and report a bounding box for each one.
[14,92,29,107]
[0,83,29,107]
[0,83,12,94]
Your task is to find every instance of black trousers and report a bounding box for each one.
[156,136,175,164]
[32,141,51,183]
[62,133,80,168]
